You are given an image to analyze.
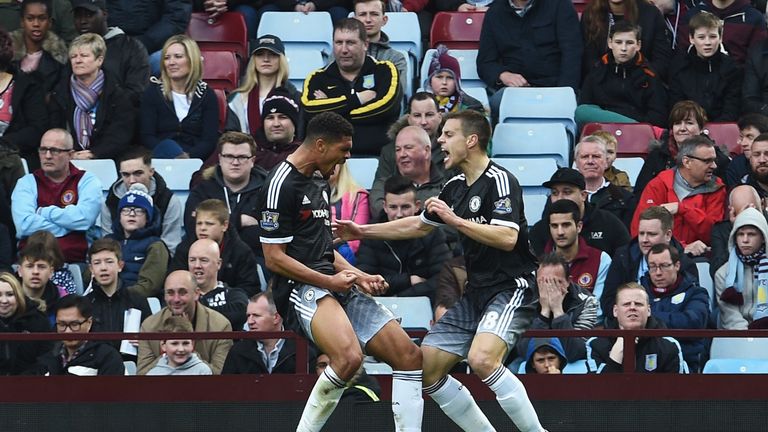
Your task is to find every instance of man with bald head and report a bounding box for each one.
[137,270,233,375]
[188,239,249,330]
[369,125,446,218]
[710,184,767,279]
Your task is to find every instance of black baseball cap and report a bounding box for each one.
[71,0,107,12]
[251,35,285,56]
[542,167,586,190]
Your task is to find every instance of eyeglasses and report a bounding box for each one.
[648,263,675,272]
[56,319,89,332]
[120,207,147,216]
[220,154,253,164]
[38,146,73,155]
[685,155,717,165]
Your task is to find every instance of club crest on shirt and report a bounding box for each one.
[469,196,482,212]
[260,211,280,231]
[362,74,375,89]
[577,273,593,287]
[493,197,512,214]
[645,354,657,371]
[61,190,76,205]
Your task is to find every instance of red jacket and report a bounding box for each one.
[631,168,725,246]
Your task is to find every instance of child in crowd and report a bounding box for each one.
[590,130,633,191]
[423,45,485,115]
[525,338,567,374]
[147,316,212,375]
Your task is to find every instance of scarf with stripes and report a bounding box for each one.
[70,70,105,150]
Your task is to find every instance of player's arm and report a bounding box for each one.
[262,242,356,293]
[333,250,389,295]
[335,214,433,241]
[425,196,520,251]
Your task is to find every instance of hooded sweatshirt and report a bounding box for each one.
[146,352,212,375]
[524,337,568,374]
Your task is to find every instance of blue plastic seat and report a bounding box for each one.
[383,12,423,65]
[523,192,548,226]
[152,158,204,212]
[710,337,768,360]
[491,123,570,166]
[703,358,768,374]
[611,157,644,187]
[71,159,118,191]
[285,47,326,91]
[257,12,334,59]
[491,157,559,196]
[695,261,715,311]
[344,157,379,190]
[498,87,578,145]
[373,296,432,331]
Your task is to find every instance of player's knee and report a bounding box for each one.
[393,341,422,370]
[467,349,502,379]
[333,350,364,380]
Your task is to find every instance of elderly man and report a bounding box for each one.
[575,135,633,224]
[137,270,233,375]
[11,128,102,263]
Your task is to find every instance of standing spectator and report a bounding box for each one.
[10,0,67,93]
[140,35,219,160]
[353,0,408,94]
[146,315,213,375]
[328,163,370,263]
[710,185,764,280]
[726,114,768,188]
[0,272,52,375]
[574,135,634,225]
[423,46,485,114]
[49,33,137,160]
[667,11,741,122]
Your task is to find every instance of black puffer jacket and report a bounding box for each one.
[668,48,742,121]
[34,341,125,375]
[85,281,152,336]
[742,39,768,116]
[0,301,52,375]
[0,68,48,158]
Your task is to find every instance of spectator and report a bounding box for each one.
[11,129,102,264]
[710,185,765,279]
[357,176,450,299]
[715,207,768,329]
[580,0,672,79]
[10,0,67,94]
[0,272,52,375]
[477,0,582,123]
[423,46,485,115]
[301,18,401,157]
[106,186,170,297]
[222,292,315,374]
[530,168,631,256]
[272,0,350,23]
[192,1,261,40]
[49,32,136,160]
[667,11,741,122]
[35,294,125,375]
[328,163,370,263]
[634,100,730,198]
[252,91,302,172]
[353,0,408,94]
[22,230,78,296]
[1,0,77,44]
[631,135,727,247]
[16,242,63,318]
[650,0,690,51]
[71,0,150,105]
[590,130,632,192]
[517,252,598,363]
[140,35,219,160]
[642,243,709,371]
[524,338,567,374]
[574,135,634,225]
[741,133,768,199]
[678,0,767,65]
[434,0,492,12]
[102,148,184,256]
[576,21,668,128]
[147,315,213,375]
[137,270,233,375]
[726,114,768,187]
[105,0,191,56]
[743,39,768,117]
[173,199,261,296]
[586,282,689,373]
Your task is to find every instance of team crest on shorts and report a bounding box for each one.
[493,197,512,214]
[577,273,593,287]
[469,196,481,212]
[645,354,657,371]
[260,211,280,231]
[304,288,315,302]
[61,190,76,205]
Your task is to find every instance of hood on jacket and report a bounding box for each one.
[524,337,567,373]
[10,28,68,64]
[728,207,768,249]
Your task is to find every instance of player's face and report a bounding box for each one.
[246,297,280,332]
[637,218,671,256]
[320,137,352,179]
[736,225,764,256]
[88,250,122,288]
[739,126,760,157]
[549,184,586,207]
[195,212,228,243]
[532,350,562,374]
[264,113,295,144]
[119,157,154,189]
[408,99,442,137]
[671,115,701,145]
[18,259,53,291]
[613,288,651,330]
[162,339,194,367]
[690,27,721,59]
[430,71,457,97]
[333,29,367,73]
[0,282,18,319]
[575,141,607,181]
[219,142,255,184]
[383,191,419,221]
[647,250,680,289]
[608,31,640,64]
[548,213,580,250]
[437,118,469,170]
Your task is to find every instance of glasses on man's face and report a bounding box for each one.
[220,153,253,164]
[120,207,147,216]
[56,319,88,332]
[38,146,73,156]
[686,155,717,165]
[649,262,675,272]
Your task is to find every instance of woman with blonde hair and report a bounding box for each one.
[140,34,219,160]
[0,272,52,375]
[328,162,369,264]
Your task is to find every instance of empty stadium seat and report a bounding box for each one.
[188,12,248,63]
[419,49,482,90]
[464,86,489,112]
[213,88,228,131]
[373,296,432,331]
[710,337,768,360]
[491,123,570,166]
[71,159,117,191]
[201,49,239,92]
[152,158,204,211]
[124,361,137,376]
[430,12,485,49]
[147,297,161,314]
[257,12,334,59]
[499,87,578,144]
[285,47,326,91]
[703,122,740,157]
[491,157,559,196]
[612,157,644,187]
[345,157,378,190]
[383,12,423,65]
[703,358,768,374]
[696,261,715,311]
[523,192,548,226]
[581,122,655,158]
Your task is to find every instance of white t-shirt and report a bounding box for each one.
[172,91,191,121]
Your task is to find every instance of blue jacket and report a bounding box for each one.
[109,206,164,288]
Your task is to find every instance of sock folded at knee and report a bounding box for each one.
[392,370,424,432]
[482,366,544,432]
[424,375,495,432]
[296,366,347,432]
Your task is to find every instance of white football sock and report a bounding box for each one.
[392,370,424,431]
[424,375,496,432]
[296,366,346,432]
[482,366,544,432]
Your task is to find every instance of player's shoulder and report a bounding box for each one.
[443,172,466,189]
[483,161,520,196]
[264,162,299,207]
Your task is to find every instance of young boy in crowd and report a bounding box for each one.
[147,316,212,375]
[590,130,632,192]
[525,338,567,374]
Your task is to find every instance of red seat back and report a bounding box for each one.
[430,12,485,50]
[213,88,228,131]
[188,12,248,63]
[581,122,656,157]
[201,50,239,92]
[703,122,740,156]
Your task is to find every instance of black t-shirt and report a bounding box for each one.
[421,160,537,296]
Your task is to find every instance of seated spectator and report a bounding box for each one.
[35,295,125,375]
[678,0,767,65]
[357,176,450,299]
[423,46,485,115]
[104,0,191,59]
[524,338,567,374]
[140,35,219,160]
[222,292,315,374]
[1,0,77,44]
[590,130,632,192]
[49,32,136,160]
[353,0,408,93]
[530,168,631,256]
[11,0,67,94]
[173,199,261,296]
[651,0,690,51]
[301,18,401,157]
[24,230,78,296]
[434,0,492,12]
[271,0,349,23]
[715,207,768,329]
[710,185,764,279]
[586,282,689,373]
[146,316,213,375]
[726,114,768,187]
[11,129,102,264]
[667,11,741,122]
[478,0,582,124]
[329,163,369,263]
[517,252,598,363]
[72,0,149,106]
[574,136,633,225]
[642,243,709,371]
[0,272,53,375]
[741,133,768,200]
[634,100,730,197]
[252,92,302,172]
[631,135,727,247]
[743,39,768,117]
[580,0,672,79]
[102,148,183,255]
[542,200,611,316]
[576,22,667,128]
[16,242,66,317]
[106,185,169,297]
[138,270,233,375]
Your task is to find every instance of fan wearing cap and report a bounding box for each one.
[253,91,301,171]
[530,167,631,256]
[227,34,302,142]
[107,184,169,297]
[423,45,485,115]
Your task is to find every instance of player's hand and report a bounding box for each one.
[333,219,363,241]
[424,197,460,226]
[328,270,358,293]
[357,273,389,295]
[684,240,710,257]
[499,71,529,88]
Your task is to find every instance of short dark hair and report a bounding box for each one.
[443,110,491,152]
[353,0,386,13]
[217,131,257,156]
[638,206,674,233]
[250,292,277,315]
[88,238,123,262]
[304,112,354,145]
[409,91,439,112]
[333,17,366,42]
[752,132,768,147]
[195,199,229,224]
[0,29,12,71]
[547,199,581,225]
[118,147,152,167]
[21,231,62,268]
[383,175,416,196]
[609,21,642,40]
[55,295,93,320]
[537,252,570,280]
[18,242,55,267]
[738,114,768,134]
[668,100,707,130]
[647,243,680,264]
[161,316,194,333]
[21,0,50,16]
[677,135,715,166]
